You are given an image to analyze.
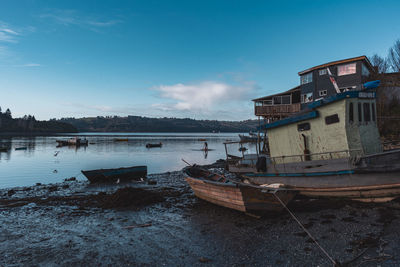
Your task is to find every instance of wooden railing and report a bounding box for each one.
[255,103,300,117]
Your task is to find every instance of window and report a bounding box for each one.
[325,114,340,125]
[319,90,327,97]
[301,72,313,84]
[319,69,327,75]
[301,92,313,103]
[298,122,310,131]
[358,103,362,122]
[349,102,354,123]
[372,103,376,121]
[364,103,371,122]
[362,63,370,76]
[338,63,356,76]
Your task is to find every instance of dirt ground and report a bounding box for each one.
[1,168,400,266]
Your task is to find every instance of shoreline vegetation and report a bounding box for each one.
[58,116,259,133]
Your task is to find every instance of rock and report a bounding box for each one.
[7,189,15,196]
[147,180,157,185]
[64,177,77,182]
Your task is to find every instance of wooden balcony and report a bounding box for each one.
[255,103,301,118]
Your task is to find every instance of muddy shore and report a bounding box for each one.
[1,165,400,266]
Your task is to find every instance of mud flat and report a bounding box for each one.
[2,167,400,266]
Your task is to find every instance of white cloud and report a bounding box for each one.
[153,80,257,112]
[21,63,41,67]
[0,22,19,43]
[39,9,122,31]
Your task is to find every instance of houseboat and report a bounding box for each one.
[242,88,400,202]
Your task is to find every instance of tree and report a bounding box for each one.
[370,54,390,73]
[5,108,11,118]
[388,39,400,72]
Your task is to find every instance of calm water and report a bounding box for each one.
[0,133,256,189]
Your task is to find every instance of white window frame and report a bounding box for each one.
[319,90,327,97]
[319,69,327,75]
[338,63,357,76]
[300,72,313,85]
[301,92,313,103]
[362,63,370,76]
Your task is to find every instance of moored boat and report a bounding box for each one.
[15,147,27,150]
[0,147,9,152]
[184,166,296,213]
[82,165,147,183]
[56,137,88,147]
[241,89,400,202]
[114,138,128,142]
[146,143,162,148]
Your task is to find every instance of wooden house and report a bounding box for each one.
[298,56,376,108]
[252,86,301,121]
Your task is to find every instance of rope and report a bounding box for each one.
[273,192,338,266]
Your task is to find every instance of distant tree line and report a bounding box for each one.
[59,115,259,133]
[0,106,77,133]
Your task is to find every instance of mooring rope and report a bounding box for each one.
[273,192,338,266]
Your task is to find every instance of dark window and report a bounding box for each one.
[298,122,310,131]
[358,103,362,122]
[349,102,354,123]
[364,103,371,122]
[372,103,376,121]
[325,114,340,125]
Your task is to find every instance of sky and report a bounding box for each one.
[0,0,399,121]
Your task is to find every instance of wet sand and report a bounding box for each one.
[1,167,400,266]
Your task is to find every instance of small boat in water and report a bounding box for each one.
[15,147,27,150]
[184,166,296,213]
[239,132,258,142]
[146,143,162,148]
[0,147,9,152]
[81,165,147,183]
[56,137,88,147]
[114,138,128,142]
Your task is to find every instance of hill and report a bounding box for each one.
[59,116,259,132]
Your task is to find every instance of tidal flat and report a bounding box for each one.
[1,169,400,266]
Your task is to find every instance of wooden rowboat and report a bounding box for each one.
[81,165,147,183]
[114,138,129,142]
[184,166,296,213]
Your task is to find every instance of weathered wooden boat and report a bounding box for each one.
[184,166,296,213]
[56,137,88,147]
[15,147,27,150]
[241,90,400,202]
[146,143,162,148]
[81,165,147,183]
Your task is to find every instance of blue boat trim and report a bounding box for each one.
[259,110,319,130]
[245,170,355,177]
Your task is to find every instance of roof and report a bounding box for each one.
[252,85,300,102]
[298,56,374,76]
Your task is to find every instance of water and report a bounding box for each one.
[0,133,255,189]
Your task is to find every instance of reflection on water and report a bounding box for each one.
[0,133,256,189]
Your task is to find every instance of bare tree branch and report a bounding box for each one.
[370,54,390,73]
[388,39,400,72]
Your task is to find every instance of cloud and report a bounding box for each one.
[0,21,19,43]
[39,9,122,31]
[19,63,41,67]
[153,80,258,112]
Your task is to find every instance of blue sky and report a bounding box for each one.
[0,0,399,120]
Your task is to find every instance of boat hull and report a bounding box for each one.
[185,175,296,213]
[243,172,400,202]
[82,166,147,183]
